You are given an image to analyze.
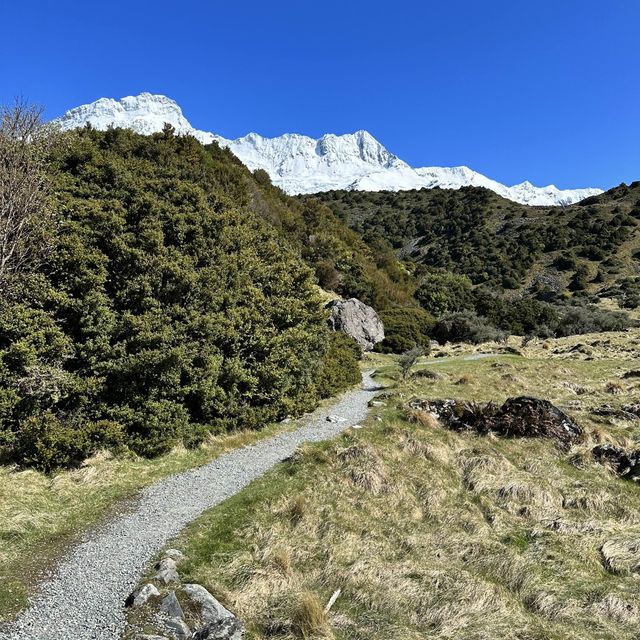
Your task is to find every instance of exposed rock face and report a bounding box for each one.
[161,591,185,620]
[326,298,384,351]
[192,617,246,639]
[409,396,582,448]
[182,584,235,625]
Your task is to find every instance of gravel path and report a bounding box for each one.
[2,372,380,640]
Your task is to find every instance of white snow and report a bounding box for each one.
[54,93,603,206]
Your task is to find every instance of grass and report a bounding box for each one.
[0,418,315,622]
[129,330,640,639]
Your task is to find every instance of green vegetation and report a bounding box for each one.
[1,125,391,471]
[305,186,640,342]
[310,184,640,295]
[315,333,362,399]
[376,307,435,353]
[143,331,640,640]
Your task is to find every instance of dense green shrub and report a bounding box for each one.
[554,305,633,337]
[376,307,436,354]
[433,311,508,345]
[1,128,355,470]
[415,271,473,316]
[315,332,362,399]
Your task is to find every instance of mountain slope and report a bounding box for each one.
[54,93,602,206]
[310,183,640,305]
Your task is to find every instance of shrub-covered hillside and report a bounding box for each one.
[309,184,640,306]
[0,124,390,470]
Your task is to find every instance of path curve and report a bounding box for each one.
[3,372,380,640]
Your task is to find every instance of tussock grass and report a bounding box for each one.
[0,421,300,621]
[148,335,640,640]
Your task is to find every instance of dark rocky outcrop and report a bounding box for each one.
[409,396,582,448]
[326,298,384,351]
[592,444,640,481]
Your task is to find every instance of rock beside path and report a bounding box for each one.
[326,298,384,351]
[126,584,161,608]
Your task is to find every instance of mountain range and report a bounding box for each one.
[54,93,603,206]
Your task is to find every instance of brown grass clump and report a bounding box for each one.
[291,592,333,639]
[285,495,308,526]
[600,538,640,575]
[405,408,440,429]
[606,381,625,395]
[591,593,640,624]
[336,443,389,495]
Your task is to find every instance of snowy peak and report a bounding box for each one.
[56,93,219,145]
[54,93,603,206]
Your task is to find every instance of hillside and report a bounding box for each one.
[1,123,411,472]
[125,333,640,640]
[309,184,640,308]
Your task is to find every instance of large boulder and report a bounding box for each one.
[326,298,384,351]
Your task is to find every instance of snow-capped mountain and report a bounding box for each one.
[54,94,603,206]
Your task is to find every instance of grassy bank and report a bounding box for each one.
[0,418,312,622]
[136,333,640,639]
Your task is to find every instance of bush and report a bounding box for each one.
[10,415,123,472]
[433,311,508,345]
[554,305,633,337]
[415,271,473,316]
[0,129,330,469]
[376,307,436,354]
[316,332,362,399]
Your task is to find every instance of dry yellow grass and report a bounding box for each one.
[136,331,640,640]
[0,421,306,620]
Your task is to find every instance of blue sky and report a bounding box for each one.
[1,1,638,189]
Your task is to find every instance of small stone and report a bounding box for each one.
[155,567,180,584]
[161,591,185,620]
[193,617,245,639]
[164,549,186,562]
[369,400,386,407]
[351,424,363,429]
[164,616,191,639]
[138,635,169,640]
[326,415,346,423]
[126,583,161,608]
[156,557,178,572]
[182,584,234,624]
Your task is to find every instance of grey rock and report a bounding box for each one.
[156,557,178,572]
[161,591,185,620]
[164,549,186,562]
[138,635,169,640]
[326,414,346,423]
[126,583,161,608]
[155,567,180,584]
[193,617,245,640]
[164,616,191,639]
[182,584,233,624]
[326,298,384,351]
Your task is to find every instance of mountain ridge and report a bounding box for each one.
[54,93,603,206]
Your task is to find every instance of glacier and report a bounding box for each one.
[54,93,603,206]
